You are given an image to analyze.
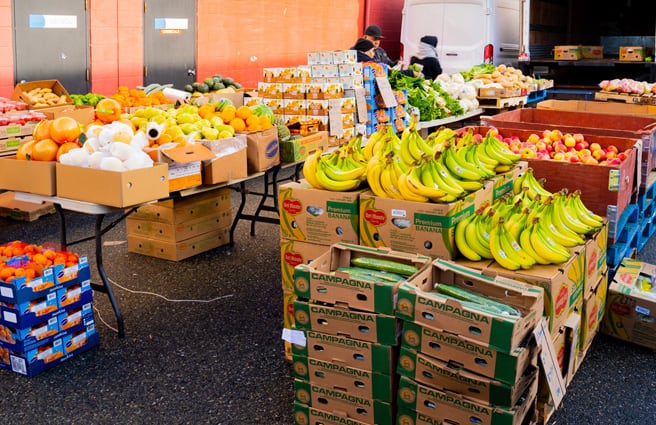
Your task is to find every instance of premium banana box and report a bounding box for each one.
[291,354,395,402]
[580,271,607,352]
[359,188,491,260]
[290,329,397,375]
[397,260,544,353]
[397,375,538,425]
[293,379,394,425]
[482,247,585,334]
[293,242,431,315]
[280,238,331,292]
[584,221,608,295]
[278,180,363,245]
[293,300,398,346]
[400,321,538,385]
[397,345,537,408]
[293,402,369,425]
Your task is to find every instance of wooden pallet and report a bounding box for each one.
[477,95,527,109]
[594,91,656,105]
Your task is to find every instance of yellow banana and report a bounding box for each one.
[315,160,361,192]
[405,165,447,199]
[366,155,389,198]
[543,200,586,246]
[498,218,535,269]
[489,220,522,271]
[321,155,366,181]
[429,157,466,198]
[467,213,493,259]
[512,169,527,195]
[552,192,594,235]
[397,172,430,202]
[380,160,404,199]
[455,214,482,261]
[518,225,550,265]
[465,144,496,178]
[302,149,325,190]
[529,217,572,264]
[568,190,604,228]
[482,135,520,165]
[443,146,484,181]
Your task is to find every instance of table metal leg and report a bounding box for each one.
[230,181,248,246]
[54,204,67,248]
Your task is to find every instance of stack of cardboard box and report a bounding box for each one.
[361,63,410,136]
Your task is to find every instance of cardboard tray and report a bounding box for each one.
[11,80,72,109]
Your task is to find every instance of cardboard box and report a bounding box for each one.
[283,290,296,361]
[534,318,566,416]
[194,91,244,107]
[0,156,57,195]
[56,162,169,208]
[279,180,362,245]
[0,112,38,139]
[159,143,215,192]
[291,354,394,402]
[126,210,231,242]
[37,105,95,125]
[279,131,329,163]
[397,375,538,425]
[293,243,431,315]
[280,238,330,292]
[289,329,396,375]
[293,402,370,425]
[127,226,230,261]
[128,188,231,224]
[620,46,648,62]
[0,191,55,222]
[11,80,71,109]
[489,161,527,202]
[581,45,603,59]
[242,126,279,173]
[537,99,656,117]
[482,248,585,333]
[293,379,394,425]
[293,300,398,346]
[397,345,538,407]
[397,260,544,353]
[584,222,608,295]
[554,46,582,61]
[200,136,248,184]
[0,135,31,155]
[579,271,607,353]
[602,258,656,350]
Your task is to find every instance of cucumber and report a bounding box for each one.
[434,283,522,317]
[350,257,419,277]
[337,266,405,283]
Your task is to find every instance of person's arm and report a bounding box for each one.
[375,48,397,67]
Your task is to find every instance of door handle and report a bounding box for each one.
[187,69,196,76]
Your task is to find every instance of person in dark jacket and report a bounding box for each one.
[352,38,376,62]
[410,35,443,81]
[363,24,397,67]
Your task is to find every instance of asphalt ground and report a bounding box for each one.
[0,170,654,425]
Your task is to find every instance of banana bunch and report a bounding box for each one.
[363,125,400,161]
[512,167,552,200]
[398,123,438,167]
[302,136,368,192]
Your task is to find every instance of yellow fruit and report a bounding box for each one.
[229,118,246,132]
[236,106,252,120]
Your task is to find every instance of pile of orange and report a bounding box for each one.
[110,86,169,109]
[0,240,80,283]
[19,116,83,161]
[222,105,272,133]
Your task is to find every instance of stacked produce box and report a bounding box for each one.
[289,243,431,425]
[126,188,232,261]
[362,63,410,136]
[394,260,543,425]
[0,97,44,156]
[0,241,98,377]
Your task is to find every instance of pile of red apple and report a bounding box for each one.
[0,110,46,127]
[0,97,28,113]
[501,129,632,166]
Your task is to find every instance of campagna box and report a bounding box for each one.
[126,210,231,242]
[293,243,431,315]
[128,187,231,224]
[358,189,484,260]
[38,105,95,125]
[291,354,394,402]
[397,260,544,353]
[554,45,582,61]
[11,80,72,109]
[279,131,329,163]
[0,156,57,196]
[581,45,603,59]
[293,402,369,425]
[584,222,608,294]
[397,345,537,408]
[483,248,585,334]
[280,238,330,292]
[293,300,398,346]
[200,136,248,185]
[241,126,280,173]
[397,375,538,425]
[400,320,537,385]
[56,162,169,207]
[293,379,394,425]
[159,143,214,192]
[289,329,396,375]
[127,226,230,261]
[619,46,647,62]
[283,290,297,362]
[602,258,656,350]
[580,272,607,353]
[279,180,362,245]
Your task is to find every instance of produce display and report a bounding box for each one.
[69,92,106,106]
[0,97,28,113]
[0,110,45,126]
[19,87,68,108]
[109,85,170,109]
[0,240,80,283]
[599,78,656,95]
[17,116,82,161]
[388,69,464,121]
[183,74,243,96]
[465,63,536,91]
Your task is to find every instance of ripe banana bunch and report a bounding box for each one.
[454,207,494,261]
[426,127,458,152]
[363,124,401,161]
[513,167,552,200]
[480,133,521,172]
[398,125,436,167]
[518,216,572,266]
[489,217,536,270]
[302,145,367,192]
[441,144,491,191]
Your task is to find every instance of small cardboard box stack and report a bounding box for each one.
[0,256,98,377]
[619,46,648,62]
[395,260,544,425]
[289,243,431,425]
[126,188,232,261]
[278,180,367,361]
[554,46,582,61]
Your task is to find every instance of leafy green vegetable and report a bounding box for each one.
[459,63,496,81]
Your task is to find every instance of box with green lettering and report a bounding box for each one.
[397,346,537,408]
[293,300,398,346]
[290,329,396,376]
[397,375,538,425]
[293,243,432,315]
[399,321,537,385]
[279,180,363,245]
[291,354,395,403]
[294,379,394,425]
[396,259,544,353]
[293,402,370,425]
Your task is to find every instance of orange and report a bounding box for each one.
[16,140,35,160]
[221,105,236,123]
[31,139,59,161]
[229,118,246,132]
[49,117,81,144]
[95,98,123,123]
[236,105,252,120]
[56,141,81,161]
[33,119,52,141]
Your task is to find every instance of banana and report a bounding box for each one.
[456,179,485,192]
[513,170,527,195]
[522,168,552,199]
[434,155,469,192]
[302,149,325,190]
[315,160,361,191]
[489,219,522,271]
[429,157,466,198]
[465,144,496,178]
[518,225,551,265]
[405,165,447,199]
[568,190,604,228]
[552,192,595,235]
[543,199,586,246]
[366,156,388,198]
[482,135,520,165]
[467,213,494,259]
[474,141,501,169]
[529,217,572,264]
[397,172,430,202]
[443,146,485,181]
[455,214,482,261]
[380,160,404,199]
[497,217,535,269]
[321,155,367,181]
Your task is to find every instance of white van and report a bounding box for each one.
[400,0,521,75]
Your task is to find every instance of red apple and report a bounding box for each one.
[589,142,602,152]
[606,145,619,154]
[592,149,607,160]
[527,133,540,144]
[617,152,627,162]
[553,152,566,161]
[568,155,581,163]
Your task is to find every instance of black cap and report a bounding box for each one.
[364,25,384,39]
[352,38,375,52]
[420,35,438,48]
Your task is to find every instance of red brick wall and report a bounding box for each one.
[364,0,404,62]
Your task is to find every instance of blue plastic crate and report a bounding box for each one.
[637,216,656,253]
[607,203,639,242]
[607,228,639,268]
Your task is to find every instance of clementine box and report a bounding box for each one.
[0,156,57,196]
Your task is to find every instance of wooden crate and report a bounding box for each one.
[594,91,656,106]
